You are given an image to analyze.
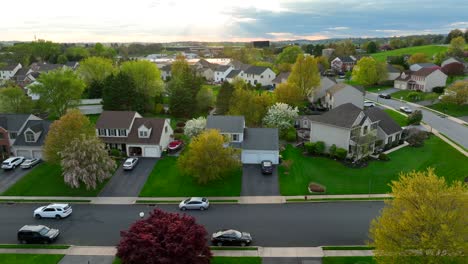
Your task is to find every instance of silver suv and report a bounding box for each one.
[1,157,25,170]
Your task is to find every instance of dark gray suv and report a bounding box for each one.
[17,225,59,244]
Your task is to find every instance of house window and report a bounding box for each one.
[395,134,400,142]
[109,129,116,136]
[260,75,263,78]
[98,129,106,136]
[118,129,127,136]
[232,134,239,141]
[165,126,168,133]
[139,131,148,137]
[9,132,17,139]
[388,136,393,144]
[25,131,35,142]
[303,120,308,127]
[363,126,368,135]
[0,133,3,139]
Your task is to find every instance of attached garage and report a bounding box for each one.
[16,150,31,158]
[241,128,279,165]
[242,150,279,164]
[127,145,162,158]
[32,150,43,159]
[144,147,161,158]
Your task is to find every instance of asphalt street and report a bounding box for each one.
[366,92,468,149]
[0,167,31,194]
[0,202,384,247]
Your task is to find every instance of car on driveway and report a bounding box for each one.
[34,204,73,219]
[261,160,273,175]
[179,197,209,211]
[399,106,413,114]
[18,225,59,244]
[20,158,41,169]
[168,140,183,152]
[123,158,138,170]
[378,93,391,99]
[364,101,376,107]
[211,229,252,247]
[1,156,25,170]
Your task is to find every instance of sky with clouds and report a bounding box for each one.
[0,0,467,42]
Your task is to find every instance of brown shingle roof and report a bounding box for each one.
[412,67,441,77]
[127,118,167,144]
[96,111,137,129]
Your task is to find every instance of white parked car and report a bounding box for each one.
[399,106,413,114]
[1,157,25,170]
[364,101,376,107]
[179,197,210,211]
[21,158,41,169]
[123,158,138,170]
[34,204,73,219]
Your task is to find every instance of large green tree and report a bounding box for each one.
[216,81,234,114]
[332,40,356,56]
[0,86,33,113]
[65,46,90,61]
[366,41,378,53]
[408,53,430,65]
[229,83,275,126]
[77,57,115,85]
[446,29,464,44]
[352,57,387,86]
[370,169,468,264]
[30,68,85,119]
[276,46,304,64]
[287,54,320,98]
[102,72,144,113]
[441,80,468,106]
[447,36,466,57]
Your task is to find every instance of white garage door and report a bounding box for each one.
[242,151,278,164]
[144,147,161,158]
[32,150,43,159]
[16,150,31,158]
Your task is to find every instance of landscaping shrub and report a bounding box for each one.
[308,182,326,193]
[154,103,164,114]
[432,86,445,94]
[335,148,348,160]
[379,153,390,161]
[407,131,429,147]
[283,127,297,142]
[176,121,186,127]
[407,92,420,102]
[407,110,423,125]
[304,142,316,154]
[173,133,183,140]
[315,141,325,154]
[375,140,384,147]
[329,144,337,157]
[110,149,122,158]
[174,127,184,133]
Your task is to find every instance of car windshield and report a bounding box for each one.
[2,162,8,165]
[39,227,50,236]
[263,161,272,167]
[124,161,132,165]
[233,231,242,238]
[184,198,190,203]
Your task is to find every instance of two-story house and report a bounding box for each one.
[272,72,290,88]
[331,56,356,72]
[323,83,364,109]
[0,63,22,82]
[13,120,52,159]
[0,114,42,160]
[12,68,36,87]
[308,77,337,103]
[364,107,403,149]
[194,59,215,81]
[96,111,173,157]
[214,65,234,83]
[206,115,279,164]
[394,68,447,92]
[238,66,276,87]
[409,63,438,71]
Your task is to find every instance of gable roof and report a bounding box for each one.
[215,65,232,72]
[13,120,52,147]
[335,56,356,63]
[0,114,31,131]
[307,103,363,129]
[412,67,441,77]
[197,59,216,70]
[35,64,64,72]
[65,61,79,67]
[242,128,278,151]
[327,83,364,95]
[412,63,438,68]
[364,107,402,135]
[126,118,167,145]
[96,111,137,129]
[272,72,290,84]
[0,63,20,71]
[13,67,31,77]
[386,64,400,73]
[244,66,269,75]
[206,116,244,134]
[443,57,464,64]
[229,60,250,71]
[226,69,241,79]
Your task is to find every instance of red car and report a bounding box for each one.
[168,140,183,151]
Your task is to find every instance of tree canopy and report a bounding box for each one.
[215,82,234,115]
[274,82,303,106]
[0,86,33,113]
[102,72,144,113]
[447,36,466,57]
[287,54,320,98]
[407,53,430,65]
[229,83,275,126]
[441,80,468,105]
[276,45,304,64]
[352,57,387,86]
[77,57,115,84]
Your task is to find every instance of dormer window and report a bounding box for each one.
[25,131,35,142]
[139,131,148,137]
[138,125,151,138]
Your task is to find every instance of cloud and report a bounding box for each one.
[449,21,468,27]
[374,29,401,33]
[327,27,349,30]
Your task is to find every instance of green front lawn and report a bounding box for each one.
[428,102,468,117]
[279,136,468,195]
[322,256,376,264]
[383,109,407,127]
[2,163,110,196]
[139,157,242,197]
[391,90,439,102]
[0,254,64,264]
[113,257,261,264]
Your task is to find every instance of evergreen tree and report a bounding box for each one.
[216,82,234,114]
[102,73,144,113]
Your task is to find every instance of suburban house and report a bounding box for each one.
[13,120,52,159]
[225,70,241,83]
[29,63,64,73]
[160,64,172,81]
[331,56,357,72]
[206,116,279,164]
[0,114,41,159]
[238,66,276,87]
[214,65,234,83]
[442,57,468,73]
[96,111,173,158]
[65,61,80,70]
[409,63,438,71]
[194,59,215,81]
[308,77,337,103]
[0,63,22,81]
[272,72,290,88]
[394,68,447,92]
[386,64,401,81]
[364,107,403,149]
[229,60,250,71]
[322,83,364,109]
[12,68,35,87]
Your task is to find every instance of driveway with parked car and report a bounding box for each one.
[0,164,32,194]
[241,164,279,196]
[99,158,158,197]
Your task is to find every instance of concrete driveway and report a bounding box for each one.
[241,164,280,196]
[0,167,32,194]
[99,158,158,197]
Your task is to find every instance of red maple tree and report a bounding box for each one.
[117,209,212,264]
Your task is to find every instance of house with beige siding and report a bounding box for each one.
[323,83,364,109]
[394,68,447,92]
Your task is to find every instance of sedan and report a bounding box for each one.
[261,160,273,175]
[399,106,413,114]
[21,158,41,169]
[211,229,252,247]
[123,158,138,170]
[34,204,72,219]
[364,101,376,107]
[379,93,391,99]
[179,197,209,211]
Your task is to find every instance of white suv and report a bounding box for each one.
[1,157,25,170]
[34,204,73,219]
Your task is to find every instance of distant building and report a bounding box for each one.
[322,48,335,58]
[252,41,270,48]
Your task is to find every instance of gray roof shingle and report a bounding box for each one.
[0,63,20,71]
[244,66,269,75]
[242,128,278,151]
[226,69,241,79]
[126,118,166,145]
[215,65,231,72]
[206,116,244,133]
[13,120,52,147]
[96,111,137,129]
[364,107,402,135]
[307,103,363,128]
[0,114,31,131]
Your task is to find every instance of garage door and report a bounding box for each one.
[32,151,43,159]
[144,147,161,157]
[16,150,31,158]
[242,151,278,164]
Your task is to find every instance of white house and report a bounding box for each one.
[13,120,52,159]
[214,65,234,83]
[409,63,438,71]
[386,64,401,81]
[225,70,241,83]
[96,111,173,158]
[272,72,290,88]
[394,68,447,92]
[323,83,365,109]
[0,63,22,81]
[238,66,276,87]
[331,56,356,72]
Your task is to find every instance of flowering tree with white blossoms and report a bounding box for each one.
[184,117,207,138]
[263,103,299,133]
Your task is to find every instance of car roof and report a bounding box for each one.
[46,203,69,208]
[3,157,19,162]
[19,225,47,232]
[213,229,239,236]
[189,197,205,202]
[125,158,137,161]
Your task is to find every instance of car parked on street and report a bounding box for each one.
[399,106,413,114]
[261,160,273,175]
[211,229,252,247]
[179,197,209,211]
[378,93,391,99]
[20,158,41,169]
[34,204,73,219]
[364,101,376,107]
[17,225,60,244]
[123,157,138,170]
[1,156,25,170]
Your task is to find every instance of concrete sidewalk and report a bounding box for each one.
[0,194,392,205]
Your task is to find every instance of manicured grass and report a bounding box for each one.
[322,256,376,264]
[0,244,69,249]
[427,103,468,117]
[322,246,375,250]
[383,109,407,127]
[345,81,392,93]
[211,257,262,264]
[0,254,64,264]
[139,157,242,197]
[286,198,392,202]
[370,45,448,62]
[279,136,468,195]
[2,163,111,197]
[391,90,439,102]
[210,246,258,250]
